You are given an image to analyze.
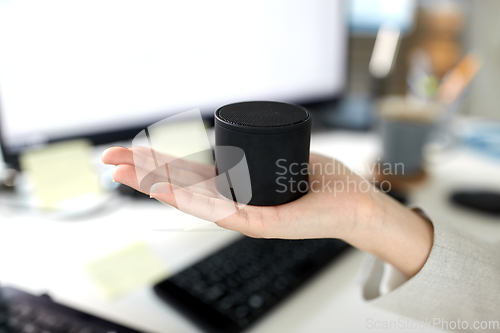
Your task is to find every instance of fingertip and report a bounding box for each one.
[110,166,119,183]
[111,164,128,184]
[101,146,130,165]
[101,149,111,164]
[101,147,117,164]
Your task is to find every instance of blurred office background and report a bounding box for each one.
[0,1,499,333]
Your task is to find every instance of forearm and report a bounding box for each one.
[345,190,434,277]
[362,212,500,332]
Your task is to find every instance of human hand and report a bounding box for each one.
[102,147,433,277]
[102,147,375,239]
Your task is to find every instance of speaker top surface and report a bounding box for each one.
[215,101,311,134]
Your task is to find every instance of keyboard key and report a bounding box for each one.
[203,284,225,303]
[226,274,242,288]
[233,305,249,319]
[217,296,235,311]
[238,267,254,280]
[7,317,23,330]
[8,302,33,319]
[207,271,222,283]
[222,262,237,275]
[274,276,290,290]
[247,295,264,309]
[271,262,286,275]
[35,313,70,331]
[20,323,38,333]
[0,311,8,325]
[190,281,207,294]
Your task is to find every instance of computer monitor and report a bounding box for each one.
[0,0,346,166]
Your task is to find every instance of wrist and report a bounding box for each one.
[343,190,434,277]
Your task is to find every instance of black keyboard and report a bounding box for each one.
[153,237,350,333]
[0,287,140,333]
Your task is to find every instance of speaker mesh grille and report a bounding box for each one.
[217,101,308,127]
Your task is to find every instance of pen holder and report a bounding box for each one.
[378,96,441,176]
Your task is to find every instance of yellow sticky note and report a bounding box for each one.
[19,140,102,209]
[148,119,213,165]
[85,241,169,299]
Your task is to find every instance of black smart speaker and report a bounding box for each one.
[215,101,312,206]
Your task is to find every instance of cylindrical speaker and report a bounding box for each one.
[215,101,312,206]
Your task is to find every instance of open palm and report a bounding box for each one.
[102,147,376,240]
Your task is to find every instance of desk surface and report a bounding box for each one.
[1,129,499,333]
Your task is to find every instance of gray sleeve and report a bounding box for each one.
[361,212,500,332]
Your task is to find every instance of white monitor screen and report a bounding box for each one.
[0,0,346,154]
